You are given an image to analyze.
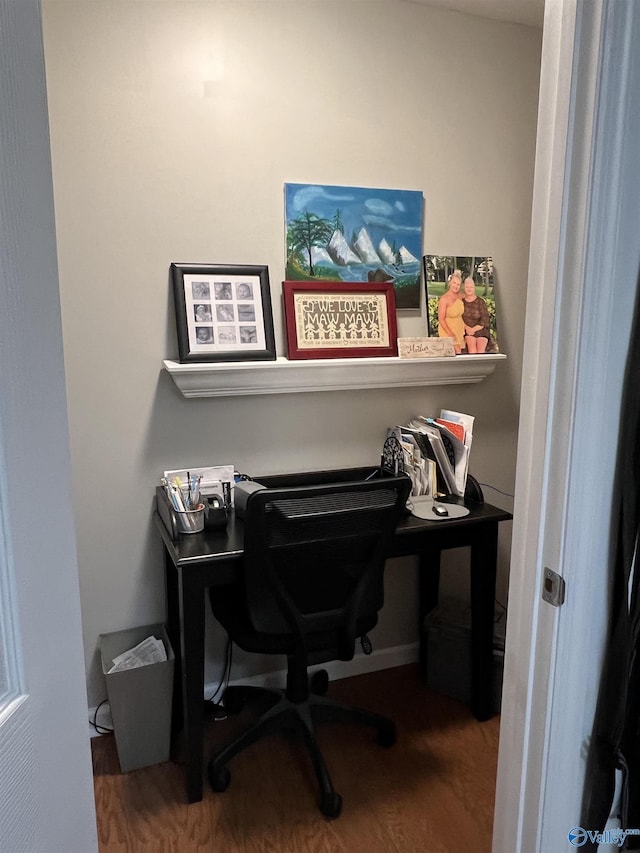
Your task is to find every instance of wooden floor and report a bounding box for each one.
[92,665,500,853]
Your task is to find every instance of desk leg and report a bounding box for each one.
[178,571,206,803]
[164,549,184,734]
[418,545,441,682]
[469,523,498,722]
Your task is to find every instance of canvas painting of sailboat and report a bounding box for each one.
[284,182,424,309]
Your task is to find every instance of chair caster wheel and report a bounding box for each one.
[208,762,230,792]
[310,669,329,695]
[319,791,342,819]
[377,721,396,747]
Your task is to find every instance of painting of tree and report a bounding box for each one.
[287,212,334,278]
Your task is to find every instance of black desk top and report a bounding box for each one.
[154,467,512,570]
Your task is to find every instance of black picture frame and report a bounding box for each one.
[170,263,276,363]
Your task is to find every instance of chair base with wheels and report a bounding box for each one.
[208,665,396,819]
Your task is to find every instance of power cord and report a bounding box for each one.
[91,698,114,735]
[479,483,514,498]
[205,634,233,720]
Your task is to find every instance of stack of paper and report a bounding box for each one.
[387,409,474,498]
[107,635,167,673]
[387,426,438,498]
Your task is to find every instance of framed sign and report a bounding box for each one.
[282,280,398,360]
[171,263,276,363]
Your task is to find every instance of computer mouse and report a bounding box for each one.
[433,503,449,517]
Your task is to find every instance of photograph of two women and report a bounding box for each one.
[423,255,499,355]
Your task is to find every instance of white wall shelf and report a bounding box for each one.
[163,354,506,398]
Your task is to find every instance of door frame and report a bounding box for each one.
[494,0,640,848]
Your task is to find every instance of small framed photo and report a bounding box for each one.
[282,280,398,360]
[171,263,276,363]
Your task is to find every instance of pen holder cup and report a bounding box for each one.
[175,504,205,534]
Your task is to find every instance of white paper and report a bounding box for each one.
[410,421,459,496]
[415,416,469,496]
[163,465,235,501]
[108,635,167,673]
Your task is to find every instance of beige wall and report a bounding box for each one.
[41,1,541,706]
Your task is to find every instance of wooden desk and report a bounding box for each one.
[155,473,512,804]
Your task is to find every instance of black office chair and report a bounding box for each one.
[207,474,412,818]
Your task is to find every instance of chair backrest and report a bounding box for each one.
[242,475,411,660]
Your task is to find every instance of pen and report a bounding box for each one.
[171,484,186,512]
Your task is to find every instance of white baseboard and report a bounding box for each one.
[89,642,419,738]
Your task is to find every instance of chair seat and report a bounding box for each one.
[210,583,378,658]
